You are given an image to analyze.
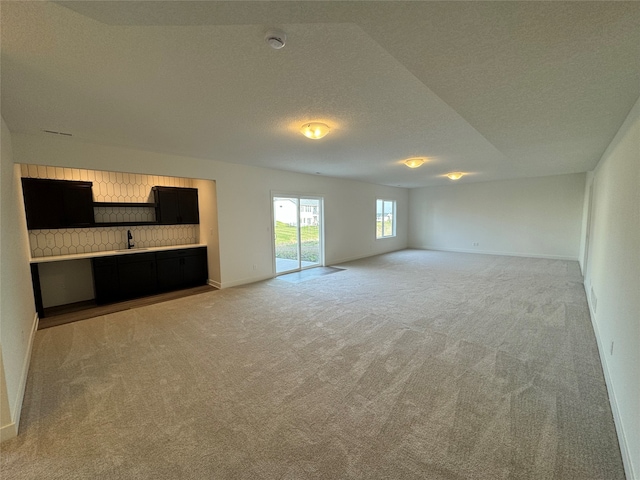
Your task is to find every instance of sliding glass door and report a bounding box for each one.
[273,195,323,275]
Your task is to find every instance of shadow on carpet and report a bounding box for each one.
[276,266,345,284]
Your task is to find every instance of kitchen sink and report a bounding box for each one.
[115,247,149,253]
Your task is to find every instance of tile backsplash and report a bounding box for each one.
[29,225,198,258]
[21,164,199,258]
[93,205,157,224]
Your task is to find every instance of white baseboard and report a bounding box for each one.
[207,279,221,289]
[329,248,406,267]
[410,245,578,261]
[218,249,410,289]
[1,312,38,443]
[220,273,274,289]
[584,284,636,480]
[0,421,17,442]
[13,313,38,434]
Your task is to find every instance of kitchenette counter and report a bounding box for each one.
[30,244,207,264]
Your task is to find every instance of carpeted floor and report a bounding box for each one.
[0,250,625,479]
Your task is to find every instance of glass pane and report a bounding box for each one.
[274,197,300,274]
[383,201,394,236]
[300,198,320,268]
[376,199,383,238]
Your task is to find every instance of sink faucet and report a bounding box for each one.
[127,230,134,249]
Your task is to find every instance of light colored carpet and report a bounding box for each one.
[0,250,625,479]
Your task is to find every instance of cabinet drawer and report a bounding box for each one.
[155,247,205,260]
[93,256,117,267]
[117,252,156,264]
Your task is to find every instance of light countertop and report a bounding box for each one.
[30,244,207,264]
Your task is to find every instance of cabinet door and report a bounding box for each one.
[154,187,199,224]
[177,189,199,224]
[182,250,208,286]
[92,258,120,304]
[156,257,183,291]
[22,179,65,229]
[21,178,94,230]
[62,183,95,227]
[156,247,208,291]
[155,188,179,224]
[117,253,158,299]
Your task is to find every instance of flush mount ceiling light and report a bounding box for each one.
[300,122,330,140]
[265,29,287,50]
[446,172,464,180]
[404,158,425,168]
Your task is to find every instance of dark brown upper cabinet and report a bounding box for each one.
[153,186,199,225]
[21,178,95,230]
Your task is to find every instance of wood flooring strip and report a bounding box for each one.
[38,285,217,330]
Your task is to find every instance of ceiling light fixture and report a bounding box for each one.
[301,122,330,140]
[404,158,425,168]
[265,29,287,50]
[446,172,464,180]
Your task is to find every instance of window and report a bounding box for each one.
[376,199,396,238]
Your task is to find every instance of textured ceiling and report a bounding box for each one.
[2,1,639,187]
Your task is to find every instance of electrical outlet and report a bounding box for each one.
[472,242,479,247]
[610,341,614,356]
[253,264,257,271]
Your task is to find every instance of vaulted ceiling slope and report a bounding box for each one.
[2,1,639,187]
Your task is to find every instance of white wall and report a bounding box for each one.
[0,351,12,438]
[409,173,586,260]
[0,118,37,441]
[39,260,95,308]
[578,171,595,274]
[583,96,639,480]
[12,133,408,289]
[193,178,221,287]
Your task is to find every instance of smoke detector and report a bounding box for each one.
[265,30,286,50]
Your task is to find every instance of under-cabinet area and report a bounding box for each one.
[20,164,221,324]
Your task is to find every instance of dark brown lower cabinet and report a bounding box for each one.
[156,248,208,292]
[117,252,158,300]
[92,247,207,305]
[156,255,183,292]
[92,257,120,304]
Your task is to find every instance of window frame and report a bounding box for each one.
[376,198,397,239]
